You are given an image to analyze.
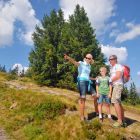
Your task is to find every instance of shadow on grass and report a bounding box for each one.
[87,112,98,120]
[111,115,138,126]
[87,112,138,127]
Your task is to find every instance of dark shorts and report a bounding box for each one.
[77,80,96,99]
[98,94,111,104]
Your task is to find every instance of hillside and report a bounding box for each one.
[0,72,140,140]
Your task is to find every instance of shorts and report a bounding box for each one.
[77,80,96,99]
[90,85,96,96]
[111,84,123,104]
[98,94,111,104]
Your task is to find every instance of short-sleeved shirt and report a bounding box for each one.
[96,76,112,95]
[78,61,91,81]
[110,64,123,85]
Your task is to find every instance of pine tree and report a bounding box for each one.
[29,9,65,85]
[0,65,6,72]
[127,82,140,105]
[121,86,129,101]
[29,5,105,89]
[58,5,105,88]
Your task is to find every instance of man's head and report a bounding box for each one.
[109,55,117,66]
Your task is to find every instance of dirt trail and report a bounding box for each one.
[0,128,9,140]
[6,81,140,123]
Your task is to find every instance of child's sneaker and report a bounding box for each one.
[96,112,99,117]
[103,114,108,118]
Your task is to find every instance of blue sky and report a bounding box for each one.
[0,0,140,91]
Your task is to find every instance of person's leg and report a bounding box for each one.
[120,103,124,120]
[98,103,103,119]
[90,86,98,114]
[111,85,124,124]
[105,96,111,118]
[93,96,98,114]
[77,80,88,120]
[79,98,86,119]
[98,95,103,120]
[114,103,123,123]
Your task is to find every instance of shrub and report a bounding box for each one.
[23,124,44,140]
[82,119,102,140]
[6,74,17,81]
[34,100,66,120]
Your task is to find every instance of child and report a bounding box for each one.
[96,67,112,121]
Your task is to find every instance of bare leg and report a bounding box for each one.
[98,103,103,118]
[114,103,124,123]
[79,98,86,119]
[105,103,111,115]
[93,96,98,113]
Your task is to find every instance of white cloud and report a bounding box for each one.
[137,71,140,76]
[115,23,140,43]
[12,63,28,75]
[110,21,117,28]
[109,29,119,38]
[59,0,116,35]
[0,0,39,47]
[100,44,128,64]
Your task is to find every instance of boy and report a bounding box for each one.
[96,67,112,121]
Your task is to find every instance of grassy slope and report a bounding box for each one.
[0,72,140,140]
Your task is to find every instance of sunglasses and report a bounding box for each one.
[109,58,116,61]
[85,57,92,60]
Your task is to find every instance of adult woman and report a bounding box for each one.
[64,53,98,120]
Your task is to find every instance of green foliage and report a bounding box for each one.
[29,5,105,89]
[23,124,44,140]
[34,100,66,120]
[106,131,126,140]
[0,83,77,140]
[6,73,17,80]
[82,119,102,140]
[121,86,128,101]
[0,65,6,72]
[124,82,140,105]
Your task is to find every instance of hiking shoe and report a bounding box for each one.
[112,122,123,128]
[80,117,88,122]
[122,121,127,128]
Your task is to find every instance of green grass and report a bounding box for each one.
[0,83,77,140]
[0,72,140,140]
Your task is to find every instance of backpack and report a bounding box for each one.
[122,65,130,83]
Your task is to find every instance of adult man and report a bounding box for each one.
[109,55,126,127]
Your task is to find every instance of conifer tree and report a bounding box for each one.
[127,82,140,105]
[29,9,65,85]
[29,5,105,89]
[58,5,105,88]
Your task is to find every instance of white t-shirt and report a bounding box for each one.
[110,64,123,85]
